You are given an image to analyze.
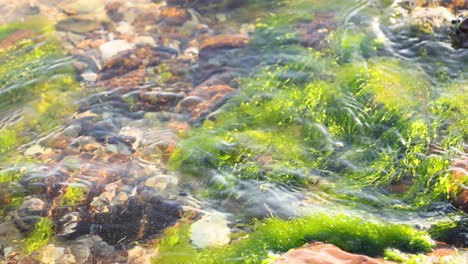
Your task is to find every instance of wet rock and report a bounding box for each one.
[127,246,154,264]
[20,197,45,214]
[56,17,103,34]
[452,17,468,49]
[178,84,235,121]
[199,34,250,58]
[450,158,468,212]
[273,242,384,264]
[0,222,22,248]
[160,7,191,26]
[24,144,53,156]
[63,197,182,246]
[190,213,230,248]
[58,0,106,16]
[135,36,156,47]
[294,13,337,50]
[137,91,184,111]
[99,39,135,63]
[409,6,454,34]
[0,29,36,50]
[40,244,76,264]
[144,175,178,191]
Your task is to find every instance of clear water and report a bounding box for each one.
[0,0,467,263]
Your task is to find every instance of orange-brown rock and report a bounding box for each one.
[450,158,468,213]
[0,29,36,49]
[294,13,336,50]
[160,7,191,26]
[273,243,387,264]
[177,84,235,121]
[199,34,249,57]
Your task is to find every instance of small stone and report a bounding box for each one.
[99,40,135,62]
[20,197,45,213]
[120,127,142,150]
[24,145,52,156]
[116,21,135,36]
[135,36,156,46]
[144,175,178,191]
[190,213,230,248]
[160,7,192,25]
[81,71,98,82]
[127,246,153,264]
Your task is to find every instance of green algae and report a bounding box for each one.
[22,217,54,254]
[0,20,78,160]
[60,185,87,206]
[169,2,468,208]
[384,248,465,264]
[154,213,433,264]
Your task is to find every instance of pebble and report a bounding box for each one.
[24,144,52,156]
[144,175,178,191]
[99,39,135,62]
[190,213,230,248]
[135,36,156,47]
[80,70,98,82]
[160,7,192,25]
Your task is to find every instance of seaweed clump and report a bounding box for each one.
[153,213,433,264]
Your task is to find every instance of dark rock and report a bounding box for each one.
[451,17,468,48]
[60,197,182,246]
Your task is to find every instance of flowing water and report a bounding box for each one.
[0,0,467,263]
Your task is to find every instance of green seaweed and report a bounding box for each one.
[0,20,78,160]
[384,248,465,264]
[60,185,87,206]
[154,213,434,264]
[22,217,54,254]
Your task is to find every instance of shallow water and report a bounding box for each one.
[0,0,467,263]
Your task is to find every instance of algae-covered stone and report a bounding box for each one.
[190,213,230,248]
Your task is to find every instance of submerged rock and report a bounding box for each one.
[273,243,385,264]
[190,213,230,248]
[452,17,468,49]
[199,34,250,58]
[160,7,192,26]
[450,158,468,213]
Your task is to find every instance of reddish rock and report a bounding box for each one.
[294,13,336,50]
[199,34,250,57]
[160,7,191,26]
[450,158,468,213]
[273,243,386,264]
[0,29,36,49]
[177,84,235,121]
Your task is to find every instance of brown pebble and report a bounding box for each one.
[199,34,249,57]
[160,7,191,26]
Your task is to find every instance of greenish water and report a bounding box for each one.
[0,0,467,263]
